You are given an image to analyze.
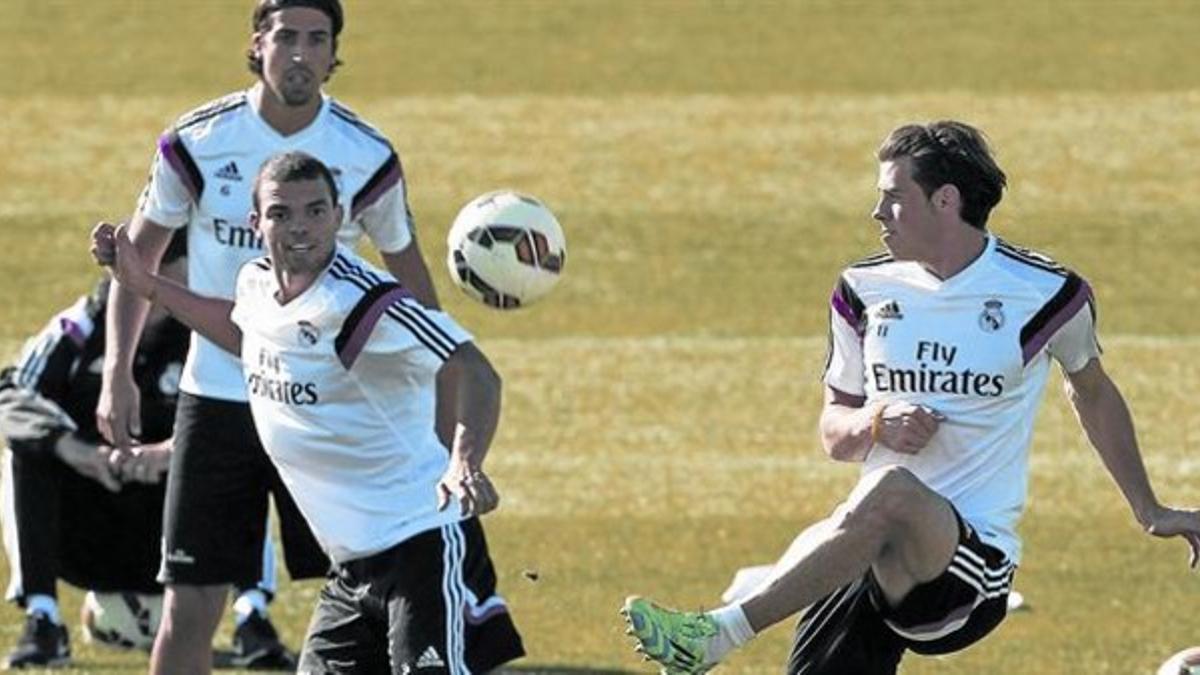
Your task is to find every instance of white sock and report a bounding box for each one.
[26,595,61,624]
[706,603,755,661]
[233,589,269,625]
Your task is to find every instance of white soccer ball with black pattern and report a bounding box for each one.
[446,190,566,309]
[80,591,162,651]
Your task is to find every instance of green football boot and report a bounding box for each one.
[621,596,719,674]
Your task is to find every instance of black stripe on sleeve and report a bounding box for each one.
[334,281,401,361]
[163,131,205,201]
[835,276,865,325]
[383,306,455,360]
[393,298,456,347]
[351,151,400,215]
[1019,272,1083,349]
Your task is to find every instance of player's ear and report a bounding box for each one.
[249,31,264,64]
[933,184,960,212]
[333,204,344,224]
[249,210,261,232]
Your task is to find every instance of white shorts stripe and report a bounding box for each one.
[947,564,1011,600]
[950,556,1011,590]
[452,523,467,673]
[885,597,982,642]
[953,545,1010,578]
[2,450,22,602]
[441,523,467,674]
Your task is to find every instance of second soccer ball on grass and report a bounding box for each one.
[80,591,162,651]
[446,190,566,309]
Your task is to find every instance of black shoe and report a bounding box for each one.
[231,612,297,671]
[3,613,70,669]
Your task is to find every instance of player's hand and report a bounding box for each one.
[875,402,945,455]
[436,426,499,517]
[1143,506,1200,569]
[119,439,172,485]
[91,222,154,299]
[97,371,142,453]
[53,435,121,492]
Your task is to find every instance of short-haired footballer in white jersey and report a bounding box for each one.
[231,248,470,563]
[825,236,1099,564]
[622,121,1200,675]
[91,151,524,674]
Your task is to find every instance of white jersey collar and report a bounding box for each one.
[917,233,996,291]
[245,86,331,144]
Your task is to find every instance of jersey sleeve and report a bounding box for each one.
[1046,296,1101,373]
[370,299,472,361]
[136,130,199,229]
[229,260,268,332]
[822,275,867,396]
[334,285,471,371]
[350,151,414,254]
[1022,272,1101,373]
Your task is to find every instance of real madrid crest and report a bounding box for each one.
[978,299,1004,332]
[297,320,321,347]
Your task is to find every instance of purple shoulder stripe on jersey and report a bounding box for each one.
[58,317,87,348]
[335,285,413,369]
[1020,275,1092,365]
[157,132,204,203]
[830,277,866,338]
[350,152,403,221]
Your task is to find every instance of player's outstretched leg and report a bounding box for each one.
[621,596,719,674]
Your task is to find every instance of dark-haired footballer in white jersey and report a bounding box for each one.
[95,2,441,673]
[623,121,1200,675]
[93,151,523,674]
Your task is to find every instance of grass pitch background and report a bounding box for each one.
[1,1,1198,672]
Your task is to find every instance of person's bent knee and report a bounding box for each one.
[842,466,929,529]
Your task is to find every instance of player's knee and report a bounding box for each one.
[844,466,925,529]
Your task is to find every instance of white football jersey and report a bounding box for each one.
[138,89,414,401]
[230,246,471,563]
[824,236,1101,563]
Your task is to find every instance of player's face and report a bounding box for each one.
[872,158,941,261]
[254,178,342,280]
[253,8,335,107]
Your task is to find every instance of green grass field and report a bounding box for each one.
[2,1,1199,672]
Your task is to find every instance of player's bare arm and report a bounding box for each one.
[435,342,502,516]
[97,214,173,453]
[381,243,440,309]
[1064,357,1200,566]
[52,434,122,493]
[820,387,945,461]
[92,223,243,357]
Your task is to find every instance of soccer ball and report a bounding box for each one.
[1159,647,1200,675]
[80,591,162,651]
[446,190,566,309]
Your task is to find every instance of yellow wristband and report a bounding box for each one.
[869,406,885,445]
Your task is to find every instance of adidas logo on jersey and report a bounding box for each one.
[416,646,445,669]
[876,300,903,320]
[215,161,242,181]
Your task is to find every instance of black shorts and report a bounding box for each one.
[160,393,329,587]
[787,512,1015,675]
[4,447,165,600]
[298,518,524,674]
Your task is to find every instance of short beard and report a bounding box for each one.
[282,88,314,107]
